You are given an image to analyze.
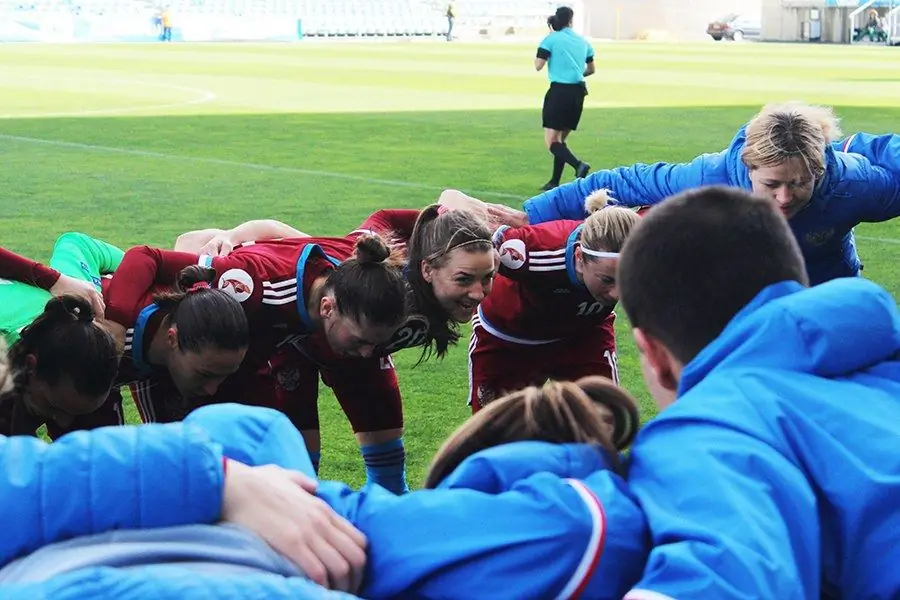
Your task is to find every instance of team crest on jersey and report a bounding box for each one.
[275,365,301,392]
[498,239,526,270]
[218,268,254,303]
[804,228,835,247]
[378,315,430,355]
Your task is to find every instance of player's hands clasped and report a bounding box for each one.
[198,234,236,257]
[49,274,106,319]
[221,460,368,594]
[485,203,529,229]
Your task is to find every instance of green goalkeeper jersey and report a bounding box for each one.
[0,233,124,347]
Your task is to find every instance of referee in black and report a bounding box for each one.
[535,6,595,191]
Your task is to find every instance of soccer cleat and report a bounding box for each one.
[540,181,559,191]
[576,162,591,179]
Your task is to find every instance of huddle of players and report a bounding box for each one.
[4,181,898,599]
[0,189,634,496]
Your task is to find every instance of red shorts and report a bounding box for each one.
[468,313,618,413]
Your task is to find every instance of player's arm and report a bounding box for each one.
[854,158,900,222]
[106,245,270,326]
[490,223,561,282]
[350,209,422,245]
[624,401,820,599]
[584,45,596,77]
[103,246,199,325]
[535,35,551,71]
[0,245,60,289]
[315,470,637,599]
[0,421,225,567]
[832,132,900,168]
[0,244,107,318]
[522,151,726,225]
[174,220,309,257]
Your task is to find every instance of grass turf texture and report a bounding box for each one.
[1,40,898,488]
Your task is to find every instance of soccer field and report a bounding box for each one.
[1,39,898,487]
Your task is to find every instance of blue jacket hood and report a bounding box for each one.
[680,278,900,396]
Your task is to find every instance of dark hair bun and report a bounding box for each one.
[176,265,217,292]
[355,234,391,265]
[46,295,95,323]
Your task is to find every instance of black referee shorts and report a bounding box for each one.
[542,82,587,131]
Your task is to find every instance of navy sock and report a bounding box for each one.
[309,451,321,475]
[360,438,409,495]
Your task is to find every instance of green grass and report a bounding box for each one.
[1,40,898,488]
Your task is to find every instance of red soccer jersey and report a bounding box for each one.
[477,220,614,343]
[104,237,401,427]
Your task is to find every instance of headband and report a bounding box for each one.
[580,247,620,259]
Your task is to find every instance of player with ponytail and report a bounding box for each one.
[0,237,125,436]
[107,264,251,424]
[466,189,640,413]
[175,207,497,364]
[0,295,119,437]
[104,231,411,494]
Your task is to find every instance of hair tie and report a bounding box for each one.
[188,281,211,293]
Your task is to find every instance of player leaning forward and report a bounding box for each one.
[443,189,640,412]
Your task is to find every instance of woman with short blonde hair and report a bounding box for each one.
[494,101,900,285]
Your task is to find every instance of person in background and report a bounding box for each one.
[536,5,594,191]
[445,1,455,42]
[161,7,173,42]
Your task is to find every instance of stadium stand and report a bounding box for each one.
[0,0,564,39]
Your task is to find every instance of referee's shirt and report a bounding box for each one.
[537,29,594,83]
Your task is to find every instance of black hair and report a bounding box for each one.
[548,6,574,31]
[618,185,809,364]
[153,265,249,354]
[7,295,118,399]
[324,233,408,329]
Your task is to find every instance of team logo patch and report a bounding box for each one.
[804,229,834,247]
[218,268,254,303]
[275,365,301,392]
[498,238,526,270]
